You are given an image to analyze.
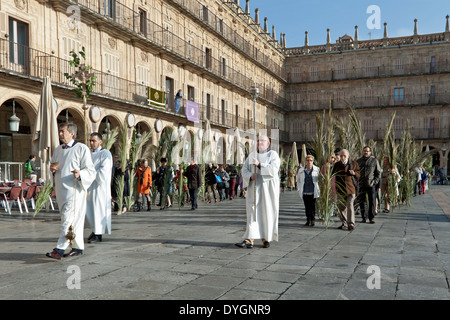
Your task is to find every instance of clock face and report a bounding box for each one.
[127,113,135,127]
[155,119,163,132]
[89,106,101,123]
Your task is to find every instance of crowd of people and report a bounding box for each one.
[28,121,443,258]
[289,146,439,231]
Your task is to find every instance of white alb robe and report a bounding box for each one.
[86,148,113,235]
[241,149,281,242]
[51,141,96,251]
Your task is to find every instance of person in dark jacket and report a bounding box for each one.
[205,162,218,203]
[356,146,381,223]
[183,157,202,210]
[332,149,360,230]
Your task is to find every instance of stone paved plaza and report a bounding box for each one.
[1,185,450,303]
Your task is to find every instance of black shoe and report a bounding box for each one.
[235,240,253,249]
[137,202,141,212]
[88,235,102,243]
[87,232,95,241]
[263,241,270,248]
[147,204,151,211]
[369,220,375,224]
[361,219,367,223]
[310,220,315,227]
[304,221,310,226]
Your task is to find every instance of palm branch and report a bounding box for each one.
[101,127,119,151]
[33,181,53,216]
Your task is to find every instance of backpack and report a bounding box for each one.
[24,161,33,175]
[421,171,427,181]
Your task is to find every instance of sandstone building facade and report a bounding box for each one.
[0,0,448,179]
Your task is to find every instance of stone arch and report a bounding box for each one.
[0,97,38,167]
[56,106,85,142]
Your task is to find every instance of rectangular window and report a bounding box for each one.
[205,47,212,69]
[105,0,116,18]
[104,53,120,97]
[309,66,318,81]
[221,57,227,77]
[201,5,209,23]
[394,88,404,101]
[365,61,375,76]
[394,59,404,74]
[165,77,174,108]
[429,85,436,104]
[137,65,150,100]
[336,63,345,78]
[187,85,195,101]
[139,9,147,36]
[9,17,29,69]
[61,36,81,83]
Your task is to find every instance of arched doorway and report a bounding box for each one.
[98,115,121,155]
[0,98,35,181]
[57,107,85,143]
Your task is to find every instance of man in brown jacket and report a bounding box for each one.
[332,149,360,230]
[183,157,202,210]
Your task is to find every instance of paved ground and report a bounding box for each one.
[1,185,450,304]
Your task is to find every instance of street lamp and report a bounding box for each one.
[8,99,20,132]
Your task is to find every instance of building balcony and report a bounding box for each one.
[52,0,289,110]
[290,127,450,143]
[290,92,450,112]
[287,61,450,84]
[0,38,287,138]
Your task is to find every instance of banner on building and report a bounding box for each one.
[148,88,166,108]
[185,100,199,123]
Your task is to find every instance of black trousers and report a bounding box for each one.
[189,188,198,209]
[358,186,377,220]
[303,194,316,222]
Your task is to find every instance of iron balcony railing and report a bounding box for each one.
[66,0,289,109]
[171,0,286,79]
[289,92,450,112]
[290,127,450,143]
[287,61,450,83]
[0,38,288,136]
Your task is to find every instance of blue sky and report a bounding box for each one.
[248,0,450,47]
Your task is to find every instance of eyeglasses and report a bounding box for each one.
[306,159,313,162]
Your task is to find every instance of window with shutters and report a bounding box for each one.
[136,65,149,99]
[61,37,81,84]
[104,53,120,97]
[221,57,227,77]
[205,47,212,69]
[365,61,375,76]
[336,63,345,78]
[309,66,318,81]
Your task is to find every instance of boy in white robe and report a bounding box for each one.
[46,122,96,259]
[86,132,113,243]
[235,135,280,249]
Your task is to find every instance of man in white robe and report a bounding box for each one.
[86,132,113,243]
[235,135,280,249]
[46,122,96,259]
